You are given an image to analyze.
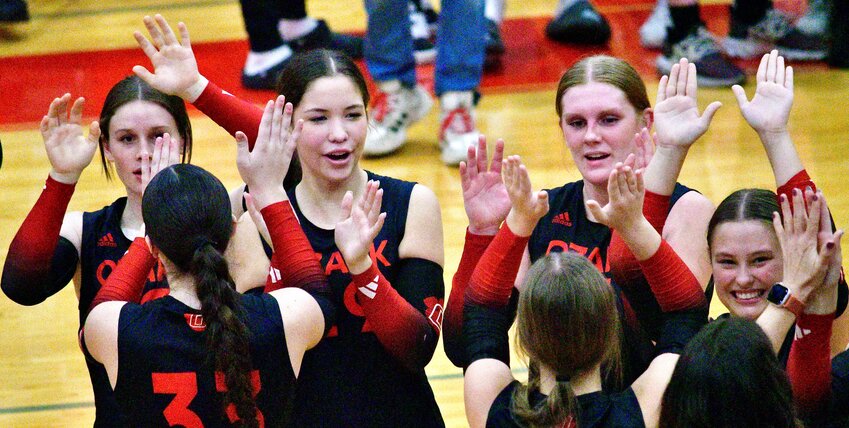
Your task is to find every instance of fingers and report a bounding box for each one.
[255,100,275,151]
[791,188,807,234]
[234,131,250,170]
[666,62,680,99]
[151,135,163,176]
[756,52,768,83]
[177,22,192,49]
[143,15,165,48]
[607,167,622,202]
[685,62,697,98]
[818,192,834,236]
[491,139,505,174]
[154,14,178,46]
[585,199,607,225]
[785,66,794,92]
[731,85,749,108]
[776,54,785,86]
[805,189,821,237]
[340,191,354,218]
[69,97,85,125]
[270,96,285,147]
[474,134,487,175]
[286,119,302,155]
[676,59,688,97]
[765,49,777,82]
[700,101,722,128]
[133,30,158,59]
[87,121,101,144]
[656,74,668,103]
[141,143,151,190]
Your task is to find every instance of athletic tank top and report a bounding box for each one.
[286,171,444,427]
[528,181,693,387]
[79,197,169,427]
[487,381,645,427]
[115,294,293,427]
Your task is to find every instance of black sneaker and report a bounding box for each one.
[724,9,826,61]
[545,0,611,45]
[658,27,745,87]
[289,19,364,59]
[0,0,29,22]
[241,53,292,90]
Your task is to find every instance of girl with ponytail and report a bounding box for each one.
[83,97,335,427]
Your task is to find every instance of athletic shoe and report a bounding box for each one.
[364,81,433,156]
[410,3,436,64]
[484,18,505,69]
[439,91,479,166]
[639,0,670,49]
[657,27,745,87]
[242,20,363,90]
[0,0,28,22]
[724,9,827,61]
[796,0,830,36]
[545,0,611,45]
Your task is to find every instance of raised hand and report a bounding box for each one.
[806,192,845,314]
[133,14,205,101]
[732,50,793,137]
[502,155,548,237]
[140,133,181,195]
[459,136,511,235]
[773,188,840,305]
[653,58,722,149]
[39,94,100,184]
[585,158,645,232]
[235,95,302,209]
[632,127,654,171]
[335,180,387,275]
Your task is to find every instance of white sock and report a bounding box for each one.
[278,17,319,41]
[485,0,506,23]
[243,44,294,75]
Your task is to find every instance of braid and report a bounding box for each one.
[512,376,579,427]
[192,244,259,428]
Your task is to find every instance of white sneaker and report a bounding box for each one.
[364,80,433,157]
[639,0,670,49]
[439,91,479,166]
[796,0,830,36]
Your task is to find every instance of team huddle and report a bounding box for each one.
[2,13,847,428]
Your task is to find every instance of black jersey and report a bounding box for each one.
[487,381,645,427]
[79,197,169,427]
[285,171,443,427]
[114,294,293,427]
[528,181,693,387]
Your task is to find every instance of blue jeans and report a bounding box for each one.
[364,0,486,95]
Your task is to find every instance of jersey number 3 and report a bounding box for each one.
[152,371,265,427]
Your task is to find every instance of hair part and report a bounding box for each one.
[555,55,650,119]
[659,317,797,427]
[142,164,258,427]
[707,188,779,251]
[511,252,622,426]
[98,75,192,180]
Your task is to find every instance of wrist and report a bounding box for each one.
[181,75,209,103]
[505,211,535,237]
[619,217,661,261]
[347,255,373,276]
[49,169,82,185]
[767,282,806,317]
[468,224,500,236]
[247,186,288,210]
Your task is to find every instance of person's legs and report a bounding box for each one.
[434,0,485,165]
[363,0,433,157]
[723,0,827,61]
[657,0,745,87]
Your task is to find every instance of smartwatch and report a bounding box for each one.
[767,283,804,317]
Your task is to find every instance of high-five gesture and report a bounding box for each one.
[586,155,645,232]
[235,95,302,209]
[39,94,101,184]
[653,58,722,150]
[773,188,841,305]
[133,14,206,102]
[140,133,181,195]
[459,136,511,235]
[502,156,548,237]
[733,50,793,138]
[335,180,387,275]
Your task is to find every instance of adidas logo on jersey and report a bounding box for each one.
[358,275,380,299]
[552,212,572,227]
[97,233,118,247]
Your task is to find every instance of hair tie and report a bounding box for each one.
[192,236,215,252]
[555,374,570,382]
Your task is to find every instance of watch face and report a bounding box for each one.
[768,284,790,305]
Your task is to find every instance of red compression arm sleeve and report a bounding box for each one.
[193,80,263,149]
[787,312,834,414]
[443,229,495,367]
[351,262,436,370]
[261,201,326,293]
[777,169,816,201]
[608,191,671,288]
[88,238,155,314]
[466,224,528,308]
[1,176,76,305]
[637,240,707,311]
